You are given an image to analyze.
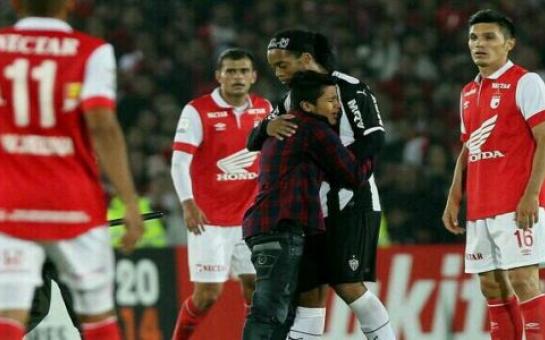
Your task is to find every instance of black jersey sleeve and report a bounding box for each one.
[348,130,385,160]
[348,85,385,159]
[246,94,289,151]
[335,71,385,159]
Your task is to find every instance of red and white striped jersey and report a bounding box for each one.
[460,61,545,220]
[172,88,271,225]
[0,18,116,240]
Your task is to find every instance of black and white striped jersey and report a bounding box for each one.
[248,70,385,216]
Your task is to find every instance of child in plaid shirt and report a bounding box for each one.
[242,71,373,339]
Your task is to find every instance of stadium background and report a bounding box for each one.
[1,0,544,339]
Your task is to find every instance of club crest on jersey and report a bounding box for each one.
[490,95,501,109]
[348,255,359,271]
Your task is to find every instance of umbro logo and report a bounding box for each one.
[216,149,258,181]
[525,322,541,331]
[467,115,505,162]
[214,122,226,131]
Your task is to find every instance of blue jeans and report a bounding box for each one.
[242,222,305,340]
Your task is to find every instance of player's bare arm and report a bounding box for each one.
[84,107,144,252]
[266,113,298,140]
[516,122,545,230]
[181,198,208,235]
[443,146,468,235]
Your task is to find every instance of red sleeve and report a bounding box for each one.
[82,96,116,111]
[527,110,545,128]
[172,142,198,154]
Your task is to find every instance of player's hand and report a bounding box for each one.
[121,203,145,253]
[515,193,539,230]
[442,198,465,235]
[266,114,298,140]
[182,199,209,235]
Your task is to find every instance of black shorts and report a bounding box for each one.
[298,207,381,292]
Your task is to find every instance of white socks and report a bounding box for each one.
[286,291,396,339]
[287,307,326,339]
[350,290,396,339]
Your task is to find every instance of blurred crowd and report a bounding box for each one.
[2,0,544,245]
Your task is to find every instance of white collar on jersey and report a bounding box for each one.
[14,17,72,32]
[211,87,253,111]
[474,60,514,82]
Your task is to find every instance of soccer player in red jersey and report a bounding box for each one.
[170,49,271,339]
[443,9,545,340]
[0,1,144,340]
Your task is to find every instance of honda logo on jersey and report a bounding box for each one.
[216,149,258,181]
[467,114,505,162]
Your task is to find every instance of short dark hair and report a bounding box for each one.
[216,48,255,71]
[468,9,515,39]
[21,0,67,16]
[268,29,336,72]
[290,71,336,111]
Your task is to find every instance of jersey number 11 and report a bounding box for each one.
[4,58,57,128]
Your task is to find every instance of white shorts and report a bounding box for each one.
[465,208,545,273]
[0,228,115,314]
[187,225,255,282]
